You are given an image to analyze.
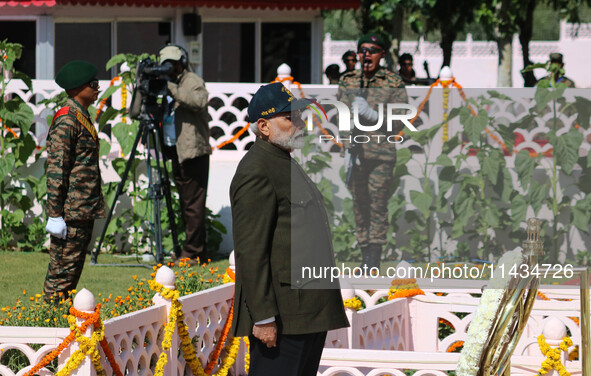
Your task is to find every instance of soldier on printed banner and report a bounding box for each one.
[43,60,106,302]
[337,33,409,272]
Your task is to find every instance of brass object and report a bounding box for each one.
[477,218,543,376]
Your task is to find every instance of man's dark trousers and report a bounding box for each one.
[249,331,327,376]
[165,145,209,259]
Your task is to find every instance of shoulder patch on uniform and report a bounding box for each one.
[52,107,70,124]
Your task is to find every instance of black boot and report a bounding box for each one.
[368,244,382,274]
[360,246,371,270]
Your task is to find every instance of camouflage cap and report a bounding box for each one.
[55,61,98,90]
[549,52,564,64]
[357,33,387,51]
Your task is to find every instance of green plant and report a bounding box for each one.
[0,40,46,252]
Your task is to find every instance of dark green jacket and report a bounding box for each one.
[230,139,349,336]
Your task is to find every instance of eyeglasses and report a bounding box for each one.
[87,79,99,89]
[358,47,383,55]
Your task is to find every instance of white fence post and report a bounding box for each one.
[70,288,97,376]
[152,266,179,376]
[277,64,293,90]
[541,317,571,375]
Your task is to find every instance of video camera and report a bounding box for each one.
[129,58,174,120]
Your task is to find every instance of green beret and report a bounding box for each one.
[55,61,98,90]
[357,33,387,51]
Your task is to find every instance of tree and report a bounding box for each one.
[369,0,480,73]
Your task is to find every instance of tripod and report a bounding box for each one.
[91,98,181,266]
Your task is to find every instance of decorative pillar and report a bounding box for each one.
[70,289,97,376]
[152,265,178,376]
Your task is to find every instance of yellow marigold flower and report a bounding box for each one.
[132,275,138,280]
[29,297,34,301]
[45,319,50,322]
[22,290,26,295]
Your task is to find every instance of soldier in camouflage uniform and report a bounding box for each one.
[537,53,576,88]
[44,60,106,302]
[337,33,408,271]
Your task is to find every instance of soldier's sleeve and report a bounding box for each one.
[230,168,280,322]
[167,73,209,112]
[46,117,77,218]
[388,74,410,135]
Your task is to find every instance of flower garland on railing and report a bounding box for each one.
[538,334,573,376]
[24,304,122,376]
[387,278,424,300]
[149,279,245,376]
[343,297,363,311]
[441,85,450,142]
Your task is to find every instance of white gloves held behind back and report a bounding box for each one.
[46,217,67,239]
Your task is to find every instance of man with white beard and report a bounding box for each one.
[229,82,349,375]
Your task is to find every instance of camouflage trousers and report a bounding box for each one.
[43,220,94,302]
[350,159,395,248]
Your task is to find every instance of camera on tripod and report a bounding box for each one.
[130,58,174,120]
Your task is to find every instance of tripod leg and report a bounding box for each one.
[92,123,145,264]
[147,128,166,264]
[160,147,182,259]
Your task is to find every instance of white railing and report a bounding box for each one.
[0,280,583,376]
[323,20,591,88]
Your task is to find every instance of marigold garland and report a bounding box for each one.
[447,340,464,353]
[343,297,362,311]
[149,278,248,376]
[537,334,573,376]
[25,304,121,376]
[387,278,424,300]
[204,298,234,374]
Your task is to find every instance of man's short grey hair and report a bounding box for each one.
[250,120,262,136]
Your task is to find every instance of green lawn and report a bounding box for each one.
[0,252,229,308]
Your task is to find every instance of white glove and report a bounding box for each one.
[353,96,378,123]
[344,149,351,168]
[46,217,67,239]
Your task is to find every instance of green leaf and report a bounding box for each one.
[496,168,514,202]
[112,122,139,156]
[12,70,33,91]
[435,154,453,167]
[462,108,488,145]
[510,195,527,230]
[482,205,500,227]
[15,133,36,166]
[521,62,547,73]
[99,139,111,158]
[480,149,501,185]
[515,150,536,190]
[534,86,553,112]
[553,128,583,174]
[409,124,440,146]
[410,190,433,218]
[0,100,34,134]
[487,90,512,101]
[98,84,122,101]
[396,148,412,167]
[528,181,548,216]
[573,96,591,129]
[441,134,461,155]
[438,166,456,197]
[0,154,16,182]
